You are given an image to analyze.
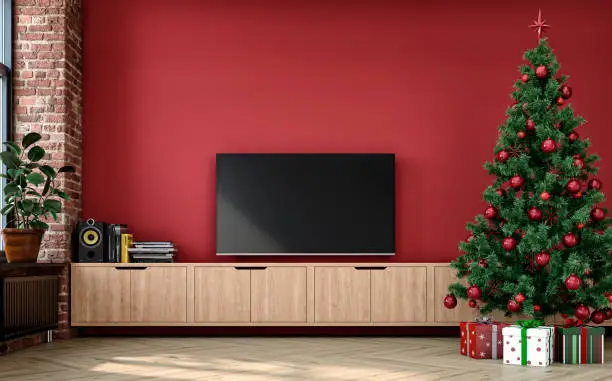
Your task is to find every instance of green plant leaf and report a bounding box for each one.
[49,209,57,221]
[43,199,61,213]
[22,132,41,149]
[39,165,56,178]
[31,203,43,217]
[26,189,42,197]
[3,141,21,155]
[17,174,27,189]
[25,162,39,169]
[0,151,20,169]
[30,220,48,230]
[42,178,50,196]
[58,165,75,173]
[0,204,13,215]
[3,182,19,196]
[51,188,69,200]
[26,172,45,186]
[20,199,34,215]
[27,146,45,162]
[7,168,23,179]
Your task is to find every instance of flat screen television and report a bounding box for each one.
[216,153,395,256]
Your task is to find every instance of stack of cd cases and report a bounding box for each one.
[128,241,176,263]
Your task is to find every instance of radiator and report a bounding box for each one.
[1,275,59,341]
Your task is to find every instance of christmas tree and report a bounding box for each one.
[444,14,612,324]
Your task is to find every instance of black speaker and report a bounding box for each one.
[75,219,107,262]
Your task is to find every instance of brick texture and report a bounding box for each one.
[9,0,83,350]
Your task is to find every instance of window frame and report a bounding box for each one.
[0,0,11,234]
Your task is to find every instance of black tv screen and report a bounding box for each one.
[216,153,395,255]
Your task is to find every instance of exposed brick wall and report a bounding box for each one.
[8,0,83,350]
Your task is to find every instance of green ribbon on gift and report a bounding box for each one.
[517,320,543,366]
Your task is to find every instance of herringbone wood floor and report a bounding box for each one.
[0,336,611,380]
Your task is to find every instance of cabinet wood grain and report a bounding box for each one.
[314,267,370,323]
[71,266,131,323]
[433,266,475,323]
[251,267,307,323]
[371,267,427,323]
[131,266,188,323]
[194,267,250,322]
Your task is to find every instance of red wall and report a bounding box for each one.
[82,0,612,263]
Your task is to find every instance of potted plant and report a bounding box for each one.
[0,132,74,262]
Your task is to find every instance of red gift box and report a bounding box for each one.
[460,320,508,359]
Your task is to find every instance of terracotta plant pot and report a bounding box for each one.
[2,228,45,263]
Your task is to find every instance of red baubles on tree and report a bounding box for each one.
[467,285,482,300]
[568,131,579,142]
[574,304,590,320]
[604,308,612,320]
[591,310,605,324]
[607,293,612,303]
[528,207,542,221]
[560,85,572,99]
[518,131,526,140]
[565,273,582,290]
[479,258,488,268]
[557,97,565,106]
[588,179,603,191]
[535,65,549,79]
[573,157,585,169]
[540,191,550,201]
[443,294,457,309]
[526,119,536,133]
[496,150,509,163]
[541,138,556,153]
[484,206,498,220]
[566,180,581,194]
[536,251,550,267]
[591,207,606,222]
[515,293,525,303]
[577,222,585,230]
[508,299,521,312]
[510,175,524,189]
[533,304,541,313]
[502,237,517,251]
[521,74,529,82]
[563,232,578,248]
[496,188,506,197]
[468,300,478,308]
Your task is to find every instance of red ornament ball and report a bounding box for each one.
[604,308,612,320]
[466,234,474,242]
[510,175,524,189]
[591,207,606,222]
[573,158,585,169]
[563,232,578,248]
[502,237,517,251]
[496,188,506,197]
[568,131,579,142]
[572,191,583,199]
[577,222,585,230]
[518,131,526,140]
[588,179,603,191]
[535,251,550,267]
[468,300,477,308]
[533,304,541,313]
[528,207,542,221]
[566,180,581,194]
[584,268,591,276]
[479,258,488,268]
[526,119,536,133]
[557,97,565,106]
[508,299,521,313]
[540,191,550,201]
[560,85,572,99]
[515,293,525,303]
[608,294,612,303]
[575,304,590,320]
[591,310,605,324]
[521,74,529,83]
[541,138,556,153]
[497,150,510,163]
[467,285,482,300]
[565,273,582,290]
[535,65,549,79]
[484,206,498,220]
[443,294,457,309]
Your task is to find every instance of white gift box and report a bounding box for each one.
[502,325,555,367]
